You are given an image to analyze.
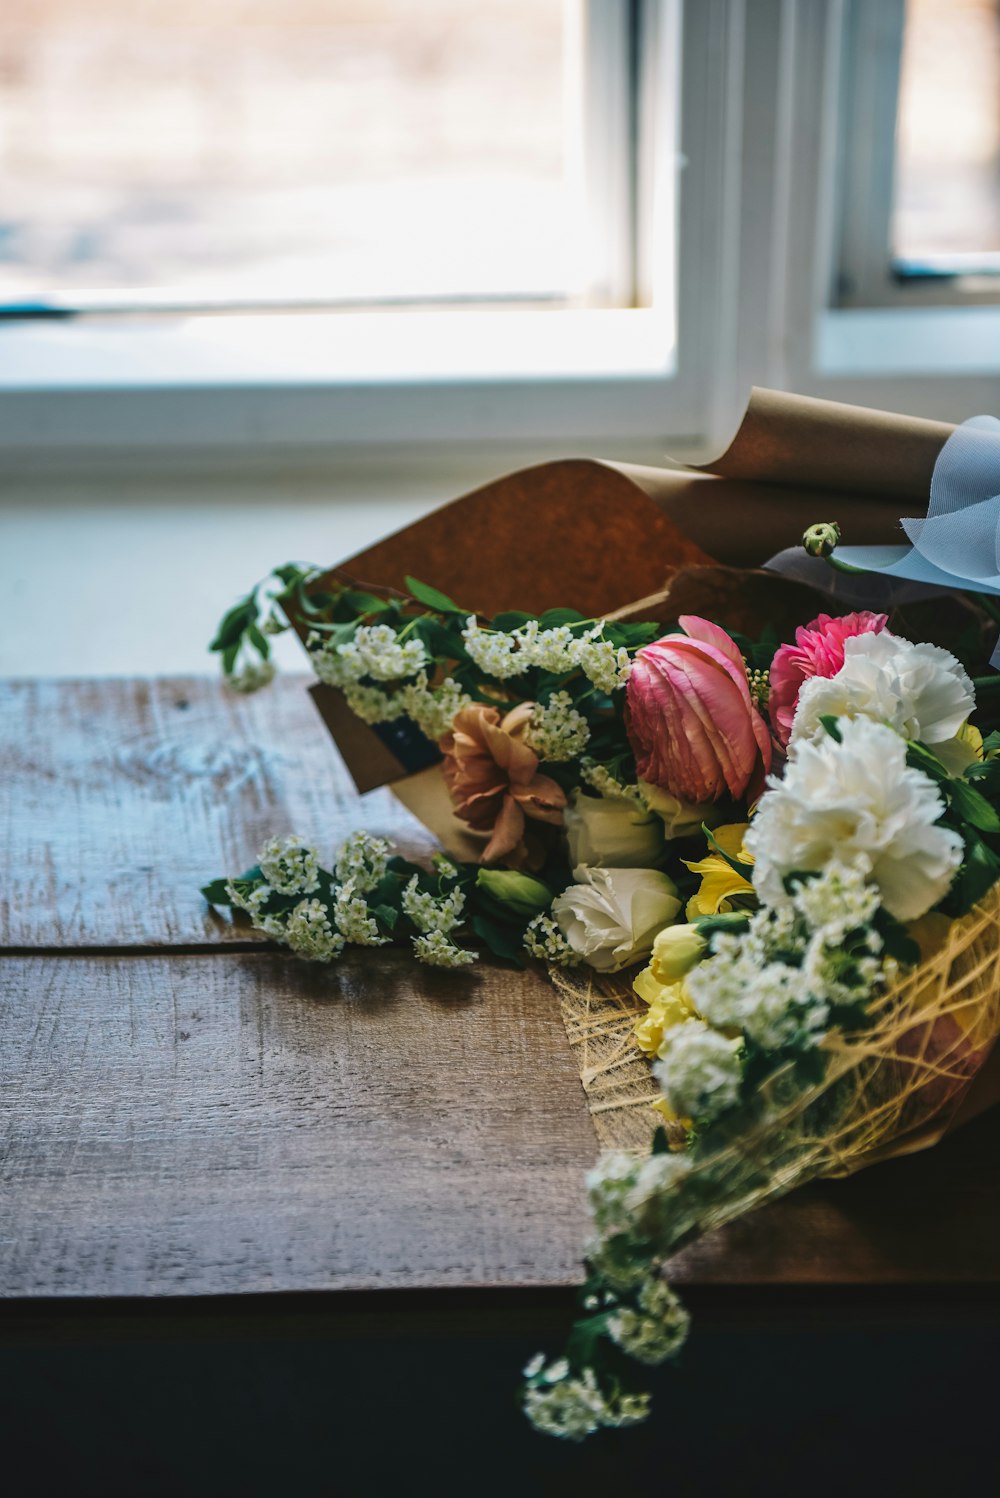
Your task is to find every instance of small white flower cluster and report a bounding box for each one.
[225,880,286,939]
[579,759,645,804]
[334,832,390,893]
[606,1273,691,1366]
[397,673,471,741]
[577,635,633,693]
[258,835,320,896]
[342,682,400,725]
[585,1149,693,1266]
[522,1360,650,1442]
[526,692,591,761]
[789,860,882,948]
[227,658,277,694]
[461,618,526,679]
[309,623,428,688]
[337,623,429,682]
[401,875,466,934]
[652,1022,743,1124]
[412,929,477,968]
[684,859,887,1055]
[333,880,390,946]
[284,898,345,962]
[523,913,581,967]
[461,617,632,691]
[401,869,476,965]
[311,632,471,739]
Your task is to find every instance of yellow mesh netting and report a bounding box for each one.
[554,883,1000,1185]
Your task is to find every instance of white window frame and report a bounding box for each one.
[722,0,1000,431]
[0,0,746,466]
[834,0,1000,312]
[7,0,992,472]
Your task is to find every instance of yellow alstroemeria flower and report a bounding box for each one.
[632,965,698,1057]
[683,822,754,920]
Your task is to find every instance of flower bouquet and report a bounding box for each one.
[203,390,1000,1441]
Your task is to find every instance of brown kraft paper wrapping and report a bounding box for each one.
[284,387,999,1154]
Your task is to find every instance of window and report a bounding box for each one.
[8,0,991,462]
[835,0,1000,309]
[0,0,637,313]
[1,0,713,455]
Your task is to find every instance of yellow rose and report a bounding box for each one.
[650,923,708,983]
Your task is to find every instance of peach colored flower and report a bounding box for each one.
[768,610,887,747]
[440,703,566,864]
[626,616,772,805]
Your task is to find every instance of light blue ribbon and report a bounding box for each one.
[835,414,1000,665]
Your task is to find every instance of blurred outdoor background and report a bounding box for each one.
[1,0,1000,677]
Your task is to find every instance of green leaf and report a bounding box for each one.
[342,590,392,615]
[404,576,466,614]
[702,825,753,879]
[950,833,1000,915]
[491,610,534,632]
[651,1125,670,1156]
[371,903,399,932]
[818,714,842,744]
[905,741,949,783]
[874,911,920,968]
[247,623,270,661]
[272,562,318,589]
[948,776,1000,833]
[693,911,751,940]
[209,595,256,652]
[471,913,526,967]
[201,878,234,906]
[538,607,585,629]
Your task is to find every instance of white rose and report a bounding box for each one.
[791,631,975,749]
[638,781,718,840]
[552,866,681,972]
[564,790,665,868]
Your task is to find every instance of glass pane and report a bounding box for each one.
[894,0,1000,270]
[0,0,586,308]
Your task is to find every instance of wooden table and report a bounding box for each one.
[4,677,1000,1497]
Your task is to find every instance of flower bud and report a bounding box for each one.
[802,521,841,558]
[476,868,552,919]
[650,924,708,983]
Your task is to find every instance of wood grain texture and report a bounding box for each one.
[0,950,598,1297]
[5,943,1000,1299]
[0,676,438,949]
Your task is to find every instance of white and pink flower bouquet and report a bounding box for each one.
[203,400,1000,1442]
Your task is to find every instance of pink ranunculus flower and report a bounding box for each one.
[625,616,772,805]
[767,610,888,747]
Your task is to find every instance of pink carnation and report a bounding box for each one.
[626,616,772,805]
[768,611,888,746]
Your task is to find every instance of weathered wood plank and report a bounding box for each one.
[0,676,438,948]
[5,946,1000,1299]
[0,950,599,1297]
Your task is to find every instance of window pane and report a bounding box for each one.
[894,0,1000,270]
[0,0,594,308]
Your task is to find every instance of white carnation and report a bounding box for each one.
[552,867,681,973]
[791,631,975,748]
[747,716,964,922]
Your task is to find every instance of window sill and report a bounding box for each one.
[817,306,1000,378]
